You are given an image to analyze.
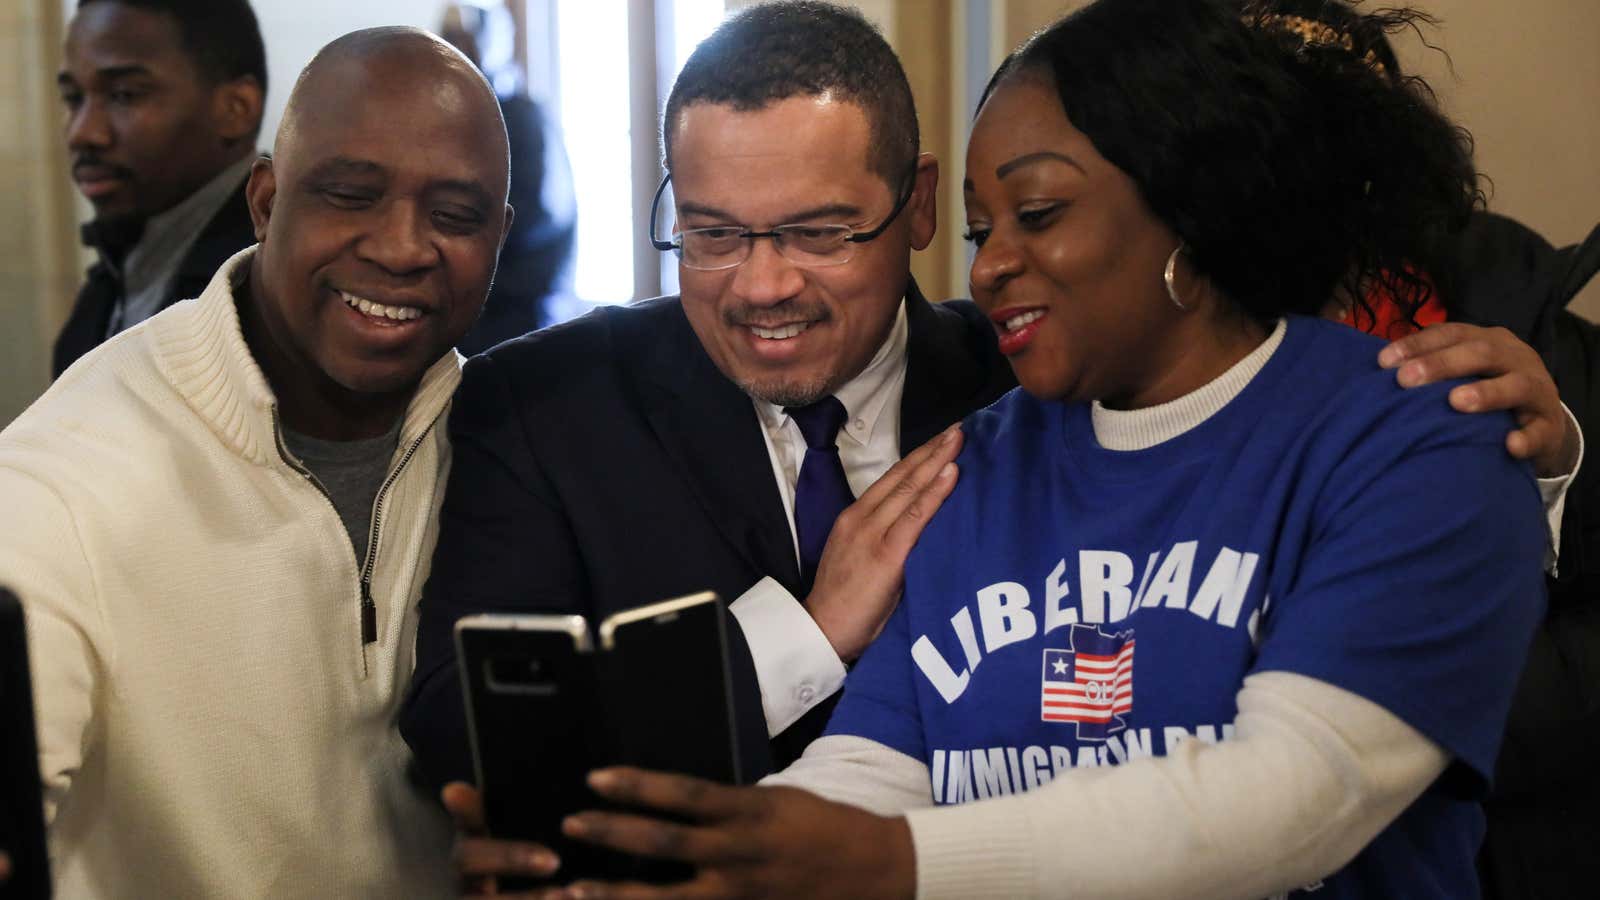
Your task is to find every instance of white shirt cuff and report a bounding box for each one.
[1537,401,1585,573]
[729,576,848,736]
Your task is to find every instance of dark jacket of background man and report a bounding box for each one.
[400,287,1015,782]
[52,0,266,378]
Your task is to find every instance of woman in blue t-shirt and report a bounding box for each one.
[505,2,1551,898]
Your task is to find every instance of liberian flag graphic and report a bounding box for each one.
[1040,624,1135,741]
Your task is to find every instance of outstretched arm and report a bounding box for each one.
[532,672,1439,900]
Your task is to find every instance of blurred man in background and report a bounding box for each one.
[53,0,266,377]
[440,0,581,353]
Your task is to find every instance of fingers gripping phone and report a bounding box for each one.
[455,591,740,882]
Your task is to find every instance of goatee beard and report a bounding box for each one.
[738,375,832,409]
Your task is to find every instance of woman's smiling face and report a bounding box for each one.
[963,74,1200,408]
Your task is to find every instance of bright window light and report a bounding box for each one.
[555,0,726,303]
[673,0,726,73]
[658,0,726,298]
[556,0,633,304]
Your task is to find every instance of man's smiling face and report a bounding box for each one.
[667,95,934,407]
[246,44,510,401]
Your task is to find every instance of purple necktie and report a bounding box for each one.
[786,396,856,587]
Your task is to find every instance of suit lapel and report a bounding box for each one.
[900,282,1006,450]
[631,301,803,595]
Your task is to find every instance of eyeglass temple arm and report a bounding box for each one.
[648,174,678,252]
[845,171,917,244]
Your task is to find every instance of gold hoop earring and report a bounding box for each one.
[1164,242,1190,311]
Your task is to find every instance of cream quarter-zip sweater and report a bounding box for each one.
[0,248,458,898]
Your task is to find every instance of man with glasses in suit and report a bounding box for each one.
[401,0,1015,801]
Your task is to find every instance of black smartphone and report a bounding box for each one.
[455,592,740,884]
[1,588,52,899]
[455,611,603,880]
[596,592,742,787]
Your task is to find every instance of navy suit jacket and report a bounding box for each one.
[400,285,1014,785]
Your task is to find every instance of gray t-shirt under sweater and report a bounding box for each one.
[282,419,403,566]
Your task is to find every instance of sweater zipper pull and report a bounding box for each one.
[360,579,377,645]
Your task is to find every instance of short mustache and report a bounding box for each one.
[723,303,831,329]
[71,156,134,180]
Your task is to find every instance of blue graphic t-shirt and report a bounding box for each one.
[827,317,1546,898]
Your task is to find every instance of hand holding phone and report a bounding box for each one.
[456,612,600,879]
[454,592,739,884]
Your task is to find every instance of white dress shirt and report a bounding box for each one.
[1539,404,1584,572]
[730,299,909,735]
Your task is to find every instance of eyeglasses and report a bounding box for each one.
[647,170,915,271]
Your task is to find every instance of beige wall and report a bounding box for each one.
[0,0,76,427]
[1396,0,1600,319]
[895,1,956,300]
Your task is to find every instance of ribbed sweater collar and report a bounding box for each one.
[1091,319,1287,451]
[151,247,463,467]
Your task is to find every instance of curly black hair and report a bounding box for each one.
[661,0,918,189]
[982,0,1482,325]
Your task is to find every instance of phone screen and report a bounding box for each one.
[455,597,739,885]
